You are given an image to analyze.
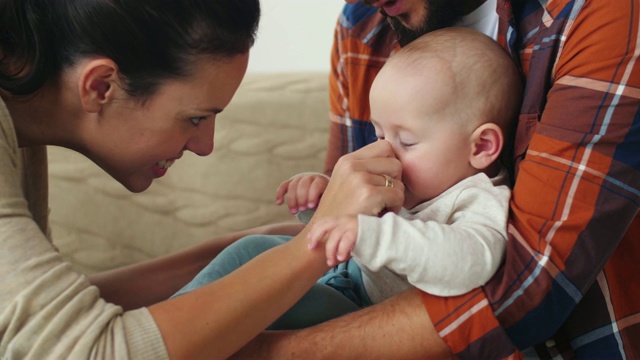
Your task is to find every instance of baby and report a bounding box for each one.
[174,27,522,329]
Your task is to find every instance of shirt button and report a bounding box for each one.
[546,339,556,348]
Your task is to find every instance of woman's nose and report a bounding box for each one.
[185,122,215,156]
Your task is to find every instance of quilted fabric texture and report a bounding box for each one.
[48,73,329,274]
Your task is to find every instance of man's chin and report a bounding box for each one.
[383,0,463,47]
[387,17,425,46]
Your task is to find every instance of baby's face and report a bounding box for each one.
[370,65,478,208]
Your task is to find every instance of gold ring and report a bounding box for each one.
[383,174,394,188]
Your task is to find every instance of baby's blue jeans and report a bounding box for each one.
[172,234,372,329]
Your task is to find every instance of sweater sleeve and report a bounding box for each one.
[0,219,168,359]
[353,176,510,296]
[0,109,168,359]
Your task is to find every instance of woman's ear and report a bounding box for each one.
[78,58,119,113]
[469,123,504,170]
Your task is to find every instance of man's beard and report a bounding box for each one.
[383,0,463,46]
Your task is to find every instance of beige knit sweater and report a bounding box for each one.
[0,98,169,359]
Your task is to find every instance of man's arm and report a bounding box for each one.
[231,288,453,359]
[324,7,350,175]
[324,3,395,175]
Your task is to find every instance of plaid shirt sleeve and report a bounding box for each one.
[324,4,396,175]
[422,1,640,358]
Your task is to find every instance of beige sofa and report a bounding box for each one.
[48,72,330,275]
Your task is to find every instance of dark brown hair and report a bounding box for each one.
[0,0,260,98]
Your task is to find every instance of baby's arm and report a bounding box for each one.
[355,181,510,296]
[307,215,359,266]
[275,172,330,216]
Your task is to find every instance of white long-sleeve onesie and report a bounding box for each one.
[354,171,510,303]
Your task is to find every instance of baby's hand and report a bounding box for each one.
[307,215,358,266]
[276,172,330,215]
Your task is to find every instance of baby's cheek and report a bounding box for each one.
[403,163,442,204]
[402,161,429,189]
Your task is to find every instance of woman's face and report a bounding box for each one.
[88,53,249,193]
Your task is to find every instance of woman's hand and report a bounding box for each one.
[313,140,404,220]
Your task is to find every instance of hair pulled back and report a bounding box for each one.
[0,0,260,98]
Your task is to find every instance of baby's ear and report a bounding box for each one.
[469,123,503,170]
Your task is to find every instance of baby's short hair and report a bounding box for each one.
[385,27,522,133]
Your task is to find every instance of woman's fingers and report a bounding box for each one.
[347,139,395,160]
[313,148,404,219]
[336,142,401,179]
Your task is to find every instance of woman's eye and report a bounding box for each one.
[190,116,206,126]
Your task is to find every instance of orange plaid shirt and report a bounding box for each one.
[327,1,640,357]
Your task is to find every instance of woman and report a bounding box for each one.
[0,0,404,359]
